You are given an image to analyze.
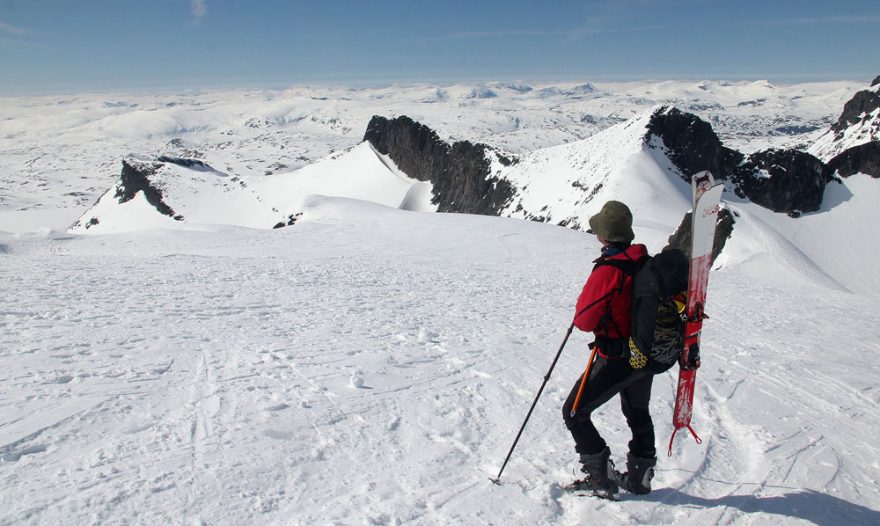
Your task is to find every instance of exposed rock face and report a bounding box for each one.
[648,107,844,215]
[809,79,880,163]
[645,106,743,182]
[665,208,736,264]
[363,115,515,215]
[156,156,215,171]
[734,149,831,216]
[810,77,880,176]
[828,141,880,178]
[831,87,880,135]
[71,158,186,231]
[116,159,181,219]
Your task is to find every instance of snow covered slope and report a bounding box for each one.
[491,105,880,296]
[2,198,879,525]
[68,142,433,234]
[497,109,691,252]
[719,172,880,295]
[809,80,880,162]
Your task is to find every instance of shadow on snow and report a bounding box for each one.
[649,488,879,526]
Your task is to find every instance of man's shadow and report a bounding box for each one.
[646,487,879,526]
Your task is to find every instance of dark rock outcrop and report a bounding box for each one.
[665,208,736,264]
[733,149,831,216]
[818,77,880,178]
[273,212,303,229]
[157,156,215,171]
[828,141,880,178]
[645,106,743,182]
[363,115,515,215]
[831,86,880,135]
[116,160,182,220]
[648,107,846,215]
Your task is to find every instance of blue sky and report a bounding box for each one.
[0,0,878,94]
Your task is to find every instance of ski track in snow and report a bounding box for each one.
[0,222,576,524]
[3,210,879,525]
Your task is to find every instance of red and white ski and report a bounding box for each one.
[668,170,724,455]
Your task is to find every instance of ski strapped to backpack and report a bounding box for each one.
[669,171,724,455]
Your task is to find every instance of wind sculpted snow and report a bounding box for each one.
[2,199,879,525]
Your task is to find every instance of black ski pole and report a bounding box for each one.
[490,323,574,485]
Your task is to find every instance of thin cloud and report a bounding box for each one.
[191,0,207,24]
[424,24,662,42]
[0,20,30,35]
[428,29,589,41]
[745,15,880,26]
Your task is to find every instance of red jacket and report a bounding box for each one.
[574,244,648,346]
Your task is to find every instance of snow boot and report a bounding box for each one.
[617,453,656,495]
[564,446,619,497]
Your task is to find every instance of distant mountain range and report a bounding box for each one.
[70,77,879,239]
[4,79,866,216]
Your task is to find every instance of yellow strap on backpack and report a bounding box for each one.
[673,293,687,316]
[628,338,647,369]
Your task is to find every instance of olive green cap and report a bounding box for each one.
[588,200,634,243]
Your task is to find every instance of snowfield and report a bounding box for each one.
[2,197,879,525]
[2,79,880,525]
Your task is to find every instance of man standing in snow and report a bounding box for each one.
[562,200,657,497]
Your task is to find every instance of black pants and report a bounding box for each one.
[562,356,656,458]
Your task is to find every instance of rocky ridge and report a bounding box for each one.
[363,115,516,216]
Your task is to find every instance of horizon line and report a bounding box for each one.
[0,73,872,98]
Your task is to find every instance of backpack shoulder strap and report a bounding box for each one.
[588,255,649,338]
[593,255,647,276]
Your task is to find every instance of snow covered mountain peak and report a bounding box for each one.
[69,142,434,234]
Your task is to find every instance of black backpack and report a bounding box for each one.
[599,249,689,373]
